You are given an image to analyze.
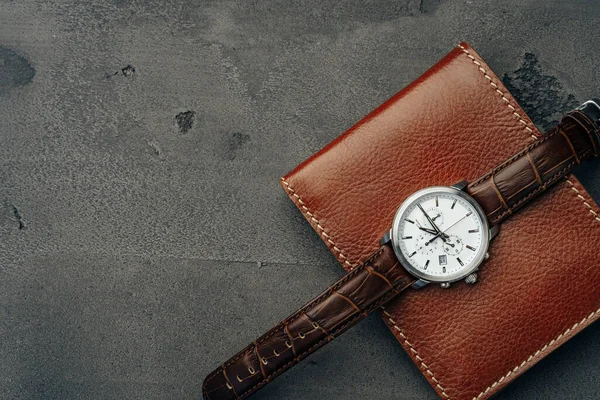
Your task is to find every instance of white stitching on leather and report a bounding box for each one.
[382,308,450,399]
[457,44,538,141]
[566,178,600,222]
[281,178,353,268]
[472,310,599,399]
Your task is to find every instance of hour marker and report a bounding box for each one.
[466,211,472,217]
[424,259,430,269]
[406,219,415,224]
[466,245,476,251]
[457,257,464,266]
[435,196,439,207]
[451,199,456,209]
[402,236,413,239]
[409,251,416,257]
[442,267,446,273]
[468,229,479,233]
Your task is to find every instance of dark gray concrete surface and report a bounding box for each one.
[1,1,600,399]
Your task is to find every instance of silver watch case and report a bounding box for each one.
[383,183,497,286]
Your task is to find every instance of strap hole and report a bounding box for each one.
[312,322,319,329]
[236,375,242,383]
[285,340,292,348]
[298,332,305,339]
[226,382,233,390]
[248,366,256,375]
[273,349,280,356]
[261,357,268,365]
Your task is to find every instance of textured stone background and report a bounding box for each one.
[1,1,600,399]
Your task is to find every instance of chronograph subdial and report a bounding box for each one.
[442,235,464,256]
[417,207,444,228]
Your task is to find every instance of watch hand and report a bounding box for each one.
[417,204,446,242]
[441,213,471,234]
[417,203,439,231]
[419,226,450,239]
[425,231,451,246]
[425,236,438,246]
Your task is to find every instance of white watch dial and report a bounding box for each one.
[392,187,489,282]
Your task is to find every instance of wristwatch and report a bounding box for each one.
[202,100,600,400]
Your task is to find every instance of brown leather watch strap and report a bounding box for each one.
[202,244,415,399]
[467,109,600,226]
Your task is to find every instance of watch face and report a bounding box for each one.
[391,186,490,283]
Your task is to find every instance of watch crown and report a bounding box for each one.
[440,282,451,289]
[465,273,478,285]
[484,252,490,260]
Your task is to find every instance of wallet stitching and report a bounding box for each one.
[565,178,600,222]
[281,178,354,268]
[473,309,600,400]
[457,44,538,143]
[381,307,451,398]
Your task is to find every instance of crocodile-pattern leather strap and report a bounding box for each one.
[467,109,600,226]
[202,244,415,399]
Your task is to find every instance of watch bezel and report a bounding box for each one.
[390,186,490,283]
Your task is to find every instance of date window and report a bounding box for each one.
[438,254,447,265]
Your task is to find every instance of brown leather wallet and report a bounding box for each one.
[203,43,600,399]
[279,43,600,399]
